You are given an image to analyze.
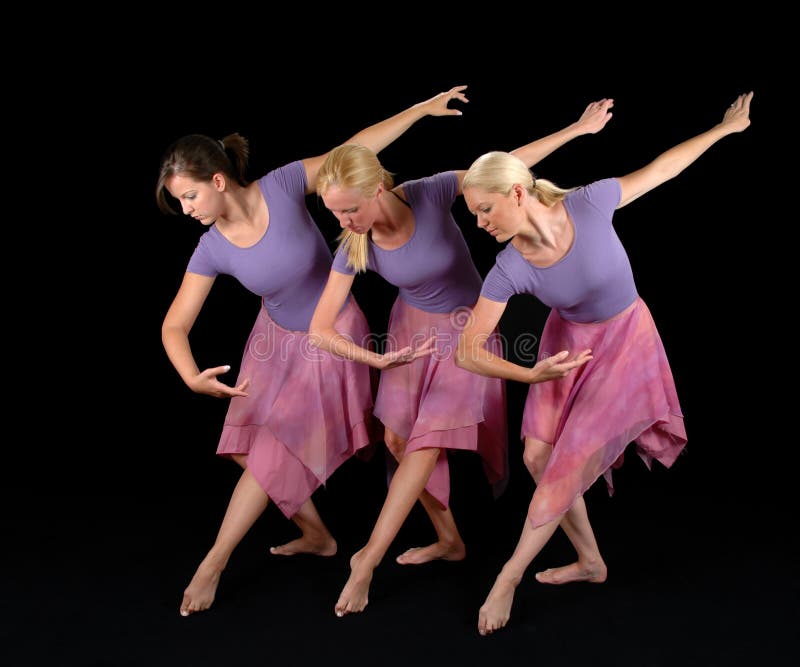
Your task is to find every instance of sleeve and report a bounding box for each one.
[331,245,356,276]
[582,178,621,217]
[186,234,218,277]
[407,171,458,208]
[265,160,308,199]
[480,256,517,303]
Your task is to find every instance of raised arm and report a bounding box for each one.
[162,273,250,398]
[302,86,469,192]
[456,297,592,383]
[618,91,753,208]
[453,98,614,194]
[510,98,614,168]
[309,270,435,369]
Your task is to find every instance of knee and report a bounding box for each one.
[230,454,248,469]
[522,439,551,481]
[384,431,407,461]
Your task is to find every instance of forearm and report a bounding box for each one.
[510,121,588,168]
[348,103,429,154]
[162,325,201,386]
[649,123,735,181]
[310,327,384,367]
[457,336,534,383]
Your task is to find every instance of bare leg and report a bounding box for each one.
[478,512,561,635]
[335,446,440,617]
[180,464,268,616]
[523,438,607,585]
[382,429,465,566]
[269,498,337,556]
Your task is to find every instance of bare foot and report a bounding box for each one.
[269,534,337,557]
[477,574,519,636]
[395,540,466,565]
[334,550,373,617]
[180,560,222,617]
[535,559,607,585]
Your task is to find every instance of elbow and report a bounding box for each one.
[455,337,474,371]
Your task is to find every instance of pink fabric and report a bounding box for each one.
[217,298,375,518]
[522,297,687,528]
[375,298,508,508]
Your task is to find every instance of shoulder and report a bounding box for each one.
[404,171,458,205]
[261,160,307,195]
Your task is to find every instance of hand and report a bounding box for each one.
[575,99,614,135]
[419,86,469,117]
[379,335,437,369]
[528,349,593,383]
[189,364,250,398]
[720,91,753,133]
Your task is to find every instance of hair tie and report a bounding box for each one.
[218,139,226,151]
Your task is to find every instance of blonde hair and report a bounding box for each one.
[462,151,574,207]
[317,144,395,273]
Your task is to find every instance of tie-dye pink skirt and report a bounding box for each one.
[522,297,687,528]
[217,297,375,518]
[374,298,508,509]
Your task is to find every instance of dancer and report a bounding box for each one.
[457,92,753,634]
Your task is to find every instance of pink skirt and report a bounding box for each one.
[217,297,375,518]
[375,298,508,509]
[522,297,687,528]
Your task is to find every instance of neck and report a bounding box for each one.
[512,200,565,253]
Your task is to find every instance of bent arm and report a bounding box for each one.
[161,272,215,386]
[618,91,753,208]
[302,85,469,193]
[453,98,614,194]
[309,270,384,367]
[456,297,535,382]
[456,297,592,383]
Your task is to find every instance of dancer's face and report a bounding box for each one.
[464,187,520,243]
[166,173,225,225]
[322,185,380,235]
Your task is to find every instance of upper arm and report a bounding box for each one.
[453,170,467,195]
[462,296,507,342]
[301,155,328,195]
[310,269,355,332]
[162,272,216,333]
[616,165,668,209]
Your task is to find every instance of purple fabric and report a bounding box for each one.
[521,298,686,528]
[217,298,375,518]
[187,161,334,331]
[332,172,482,313]
[481,179,638,323]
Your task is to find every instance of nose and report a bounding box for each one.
[181,200,193,215]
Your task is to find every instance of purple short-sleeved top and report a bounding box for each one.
[186,161,334,331]
[332,172,482,313]
[481,178,637,323]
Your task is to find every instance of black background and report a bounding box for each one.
[5,21,795,667]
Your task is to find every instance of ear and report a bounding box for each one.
[375,182,385,198]
[512,183,525,206]
[212,172,227,192]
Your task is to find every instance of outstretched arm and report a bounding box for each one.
[454,98,614,193]
[617,91,753,208]
[456,297,592,383]
[309,270,435,369]
[510,98,614,168]
[302,85,469,192]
